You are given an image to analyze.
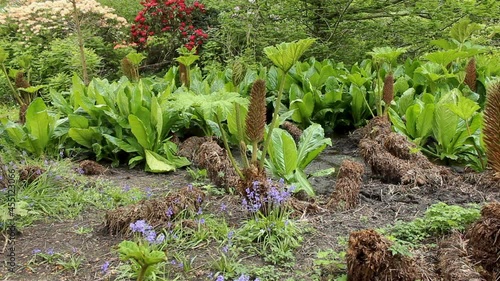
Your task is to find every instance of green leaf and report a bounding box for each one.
[68,114,89,129]
[269,128,298,176]
[145,150,176,173]
[264,38,316,73]
[445,95,480,121]
[309,167,335,177]
[144,250,166,265]
[424,50,469,66]
[433,103,459,155]
[68,128,95,148]
[129,114,151,150]
[290,92,314,124]
[416,103,435,139]
[0,46,8,63]
[297,124,332,169]
[294,169,315,196]
[103,134,140,153]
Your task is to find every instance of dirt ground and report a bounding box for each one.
[2,133,499,281]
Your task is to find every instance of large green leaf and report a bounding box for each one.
[297,124,332,169]
[264,38,316,72]
[25,98,54,155]
[293,169,315,196]
[416,103,435,139]
[145,150,176,173]
[129,114,151,150]
[433,102,459,156]
[103,134,140,153]
[268,128,298,176]
[290,92,314,124]
[68,114,89,129]
[68,128,95,148]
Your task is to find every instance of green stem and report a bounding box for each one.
[137,264,148,281]
[215,115,245,180]
[259,70,286,169]
[1,64,22,105]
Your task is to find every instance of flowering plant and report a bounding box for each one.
[0,0,128,45]
[118,220,166,281]
[131,0,208,51]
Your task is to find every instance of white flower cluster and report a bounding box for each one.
[0,0,128,41]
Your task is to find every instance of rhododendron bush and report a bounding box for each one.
[131,0,209,66]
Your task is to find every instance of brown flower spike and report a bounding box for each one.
[246,79,267,143]
[464,58,477,92]
[382,72,394,112]
[121,57,139,82]
[483,82,500,178]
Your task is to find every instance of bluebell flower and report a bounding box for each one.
[101,261,110,274]
[220,203,227,212]
[123,184,130,192]
[46,248,54,255]
[130,220,152,233]
[144,230,157,243]
[32,249,41,254]
[145,187,153,198]
[234,274,250,281]
[216,275,224,281]
[196,207,203,215]
[199,218,205,224]
[166,207,174,218]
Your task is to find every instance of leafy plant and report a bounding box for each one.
[388,202,481,244]
[1,98,64,156]
[265,124,332,196]
[118,220,167,281]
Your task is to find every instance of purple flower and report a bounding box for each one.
[144,230,157,243]
[216,275,224,281]
[76,168,84,175]
[220,203,227,212]
[166,207,174,218]
[199,218,205,224]
[145,187,153,198]
[197,194,202,203]
[101,261,110,274]
[130,220,152,233]
[187,184,193,191]
[123,184,130,192]
[227,230,234,240]
[170,259,177,265]
[222,245,229,253]
[32,249,41,254]
[196,207,203,215]
[46,248,54,255]
[235,275,250,281]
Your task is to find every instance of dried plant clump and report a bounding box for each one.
[121,57,139,82]
[464,58,477,92]
[483,82,500,179]
[327,160,364,210]
[346,229,420,281]
[359,115,393,140]
[79,160,107,175]
[438,231,484,281]
[281,121,303,143]
[193,140,240,191]
[245,79,267,144]
[178,136,210,163]
[104,186,205,235]
[359,117,449,186]
[18,165,45,183]
[382,72,394,110]
[466,202,500,276]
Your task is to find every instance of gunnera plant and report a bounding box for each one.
[483,82,500,178]
[464,58,477,92]
[232,60,246,87]
[15,71,31,124]
[246,79,267,165]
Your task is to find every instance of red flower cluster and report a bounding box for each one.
[131,0,208,51]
